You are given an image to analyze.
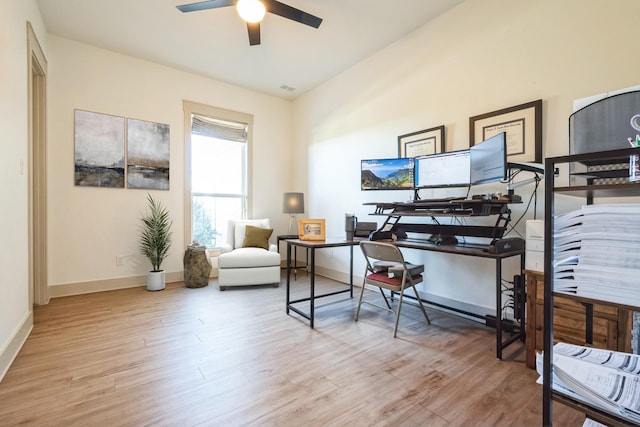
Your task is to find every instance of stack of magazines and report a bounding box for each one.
[537,342,640,425]
[553,204,640,305]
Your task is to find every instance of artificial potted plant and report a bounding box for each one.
[140,193,173,291]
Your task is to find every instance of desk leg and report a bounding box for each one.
[309,248,315,328]
[349,245,354,297]
[520,252,526,343]
[496,258,503,360]
[286,243,291,314]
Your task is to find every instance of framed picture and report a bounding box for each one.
[127,118,170,190]
[299,219,326,241]
[469,99,542,163]
[74,109,125,188]
[398,125,445,158]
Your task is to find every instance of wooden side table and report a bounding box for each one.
[183,246,211,288]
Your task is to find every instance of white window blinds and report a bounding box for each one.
[191,114,248,143]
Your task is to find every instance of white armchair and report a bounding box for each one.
[217,218,281,290]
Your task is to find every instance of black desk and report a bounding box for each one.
[392,238,525,360]
[365,198,525,360]
[284,235,524,359]
[285,238,360,328]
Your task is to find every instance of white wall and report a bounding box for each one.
[46,36,293,291]
[0,0,48,379]
[293,0,640,315]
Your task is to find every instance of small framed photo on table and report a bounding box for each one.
[299,219,326,241]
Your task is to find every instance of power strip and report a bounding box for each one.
[484,315,520,333]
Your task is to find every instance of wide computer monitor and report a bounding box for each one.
[470,131,507,185]
[360,157,415,190]
[414,149,471,189]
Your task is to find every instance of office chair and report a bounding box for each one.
[356,241,431,337]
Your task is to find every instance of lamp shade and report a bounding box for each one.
[283,192,304,214]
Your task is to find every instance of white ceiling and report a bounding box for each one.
[36,0,464,99]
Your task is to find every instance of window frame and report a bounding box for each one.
[183,101,253,250]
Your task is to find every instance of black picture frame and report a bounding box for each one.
[398,125,445,158]
[469,99,542,163]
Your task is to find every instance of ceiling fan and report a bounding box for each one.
[176,0,323,46]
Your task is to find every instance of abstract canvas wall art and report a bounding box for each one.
[127,118,170,190]
[74,110,125,188]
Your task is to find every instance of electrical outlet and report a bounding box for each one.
[116,255,125,266]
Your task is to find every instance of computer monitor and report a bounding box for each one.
[414,149,471,189]
[470,132,507,185]
[360,157,415,190]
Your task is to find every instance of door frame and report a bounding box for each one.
[27,22,48,306]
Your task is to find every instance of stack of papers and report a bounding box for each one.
[553,204,640,305]
[537,342,640,424]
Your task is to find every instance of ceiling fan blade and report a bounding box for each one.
[263,0,322,28]
[176,0,235,13]
[247,22,261,46]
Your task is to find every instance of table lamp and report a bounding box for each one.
[283,192,304,234]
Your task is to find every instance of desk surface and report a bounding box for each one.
[364,198,514,207]
[393,238,523,259]
[364,199,514,218]
[285,237,522,258]
[286,238,362,249]
[277,234,299,240]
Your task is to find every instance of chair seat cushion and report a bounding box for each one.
[372,261,424,276]
[388,263,424,277]
[218,247,280,268]
[371,261,400,273]
[365,272,423,287]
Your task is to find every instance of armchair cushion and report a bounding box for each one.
[218,247,281,268]
[242,225,273,250]
[232,218,271,249]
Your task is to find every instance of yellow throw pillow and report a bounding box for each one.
[242,225,273,249]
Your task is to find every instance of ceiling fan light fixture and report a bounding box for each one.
[236,0,266,23]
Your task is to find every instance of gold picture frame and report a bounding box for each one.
[299,219,326,241]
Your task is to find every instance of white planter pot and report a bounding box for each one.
[147,270,166,291]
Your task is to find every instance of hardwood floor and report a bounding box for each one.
[0,273,584,426]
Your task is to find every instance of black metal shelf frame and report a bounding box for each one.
[542,147,640,427]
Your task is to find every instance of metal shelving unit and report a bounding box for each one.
[543,147,640,426]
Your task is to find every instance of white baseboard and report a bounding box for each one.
[314,265,359,286]
[49,271,184,298]
[0,311,33,383]
[416,291,493,322]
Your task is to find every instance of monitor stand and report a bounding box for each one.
[427,234,459,245]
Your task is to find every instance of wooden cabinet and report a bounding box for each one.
[525,269,632,369]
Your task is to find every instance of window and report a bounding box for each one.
[184,102,253,249]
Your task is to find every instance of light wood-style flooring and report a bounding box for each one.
[0,273,583,426]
